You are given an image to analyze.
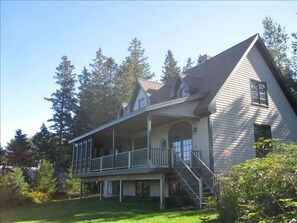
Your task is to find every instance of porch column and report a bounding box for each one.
[119,180,123,203]
[79,179,83,201]
[112,128,116,168]
[99,181,103,201]
[147,113,152,161]
[159,173,165,210]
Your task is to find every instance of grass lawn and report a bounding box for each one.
[1,196,217,223]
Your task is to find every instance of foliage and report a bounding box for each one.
[34,159,57,199]
[182,57,194,72]
[1,196,218,222]
[6,129,36,168]
[44,55,77,167]
[29,191,50,203]
[64,167,83,199]
[117,38,154,102]
[213,140,297,223]
[45,55,77,144]
[31,123,57,164]
[0,145,7,166]
[161,50,181,83]
[262,16,297,98]
[75,49,119,135]
[0,167,32,208]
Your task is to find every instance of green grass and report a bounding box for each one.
[1,196,217,223]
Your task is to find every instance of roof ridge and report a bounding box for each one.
[138,78,164,85]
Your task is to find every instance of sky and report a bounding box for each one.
[1,1,296,147]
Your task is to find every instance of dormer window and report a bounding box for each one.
[178,87,185,98]
[138,98,145,109]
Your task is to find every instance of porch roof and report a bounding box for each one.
[69,92,207,144]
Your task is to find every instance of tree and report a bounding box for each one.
[0,145,7,166]
[117,38,154,102]
[0,167,30,208]
[45,56,77,168]
[6,129,35,167]
[64,167,82,199]
[74,49,120,135]
[45,55,77,144]
[32,123,57,164]
[34,159,57,198]
[262,17,297,97]
[161,50,181,83]
[182,57,194,72]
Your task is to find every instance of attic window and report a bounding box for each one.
[178,87,185,98]
[250,80,268,106]
[138,98,145,109]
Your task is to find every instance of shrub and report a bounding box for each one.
[0,167,32,208]
[64,167,83,199]
[29,191,50,203]
[34,159,57,199]
[214,140,297,223]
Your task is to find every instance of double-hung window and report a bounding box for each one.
[254,124,272,157]
[138,98,145,109]
[250,80,268,106]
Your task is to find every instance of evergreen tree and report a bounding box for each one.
[117,38,154,102]
[262,16,297,98]
[6,129,35,167]
[45,55,77,143]
[0,145,7,166]
[32,123,57,164]
[64,166,81,199]
[288,33,297,97]
[182,57,194,72]
[262,16,289,71]
[45,56,77,168]
[35,159,57,197]
[161,50,181,83]
[75,49,119,135]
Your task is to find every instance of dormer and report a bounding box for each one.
[169,74,190,99]
[118,102,128,118]
[127,79,151,113]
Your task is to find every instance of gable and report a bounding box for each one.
[128,83,150,113]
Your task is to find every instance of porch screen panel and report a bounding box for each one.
[82,141,87,173]
[73,143,78,174]
[78,143,82,173]
[87,139,92,172]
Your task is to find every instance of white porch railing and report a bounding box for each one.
[89,148,170,172]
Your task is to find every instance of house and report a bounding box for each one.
[69,34,297,209]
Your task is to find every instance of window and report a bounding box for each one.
[136,181,150,197]
[169,179,185,197]
[254,124,272,157]
[138,98,145,109]
[112,181,120,195]
[178,87,185,98]
[250,80,268,106]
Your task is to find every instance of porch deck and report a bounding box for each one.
[73,148,172,177]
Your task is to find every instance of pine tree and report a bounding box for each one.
[262,16,297,98]
[262,16,289,71]
[32,123,57,164]
[45,56,77,168]
[6,129,35,167]
[117,38,154,102]
[45,55,77,144]
[161,50,181,83]
[182,57,194,72]
[35,159,57,197]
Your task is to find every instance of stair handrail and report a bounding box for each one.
[191,151,220,198]
[172,149,203,209]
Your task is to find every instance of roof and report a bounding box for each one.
[183,34,297,115]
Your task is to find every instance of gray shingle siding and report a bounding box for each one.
[211,46,297,174]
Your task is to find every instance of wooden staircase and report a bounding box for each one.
[172,150,220,209]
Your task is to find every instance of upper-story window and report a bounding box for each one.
[250,80,268,106]
[178,87,185,98]
[138,98,145,109]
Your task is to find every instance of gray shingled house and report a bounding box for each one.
[69,34,297,209]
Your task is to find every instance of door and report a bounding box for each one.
[169,122,192,164]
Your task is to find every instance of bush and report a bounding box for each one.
[213,140,297,223]
[29,191,50,203]
[0,167,32,208]
[34,159,57,199]
[64,167,83,199]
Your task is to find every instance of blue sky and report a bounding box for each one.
[1,1,296,147]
